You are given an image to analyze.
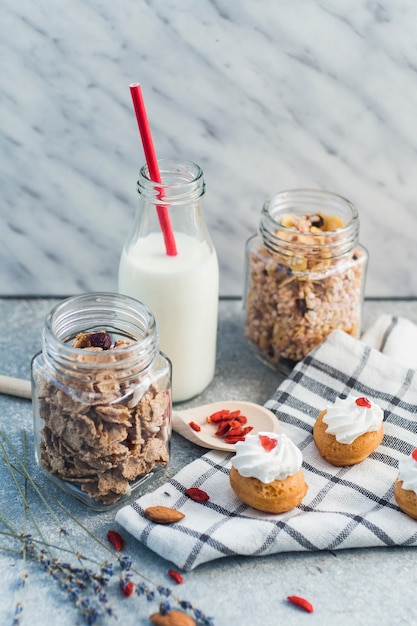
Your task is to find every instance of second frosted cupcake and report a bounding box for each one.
[313,395,384,466]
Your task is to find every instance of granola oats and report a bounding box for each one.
[244,211,367,369]
[36,331,170,505]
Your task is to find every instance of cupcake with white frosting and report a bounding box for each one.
[394,449,417,520]
[313,395,384,466]
[229,432,308,514]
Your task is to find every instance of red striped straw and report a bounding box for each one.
[129,83,177,256]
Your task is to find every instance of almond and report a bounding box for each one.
[144,505,185,524]
[149,611,196,626]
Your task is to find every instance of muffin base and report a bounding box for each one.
[313,409,384,466]
[229,466,308,514]
[394,479,417,520]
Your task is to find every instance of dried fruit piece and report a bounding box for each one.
[144,506,185,524]
[106,529,124,551]
[167,569,184,584]
[241,426,254,436]
[310,214,324,228]
[287,595,314,613]
[189,421,201,432]
[120,580,135,597]
[280,213,296,228]
[206,409,231,423]
[149,610,196,626]
[88,331,112,349]
[207,408,253,445]
[231,414,247,425]
[295,298,307,317]
[321,213,344,231]
[355,397,372,408]
[259,434,278,451]
[215,422,231,437]
[224,435,246,444]
[412,448,417,462]
[226,427,245,438]
[185,487,210,502]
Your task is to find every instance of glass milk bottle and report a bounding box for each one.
[118,159,219,403]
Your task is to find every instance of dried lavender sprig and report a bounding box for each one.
[2,431,31,626]
[1,428,215,625]
[0,433,119,625]
[0,429,83,563]
[0,529,104,567]
[0,441,121,626]
[38,553,116,624]
[0,439,121,561]
[1,528,118,624]
[22,430,29,559]
[12,601,23,626]
[0,433,60,559]
[0,543,22,556]
[0,510,21,535]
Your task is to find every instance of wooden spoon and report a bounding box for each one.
[172,400,279,451]
[0,375,31,399]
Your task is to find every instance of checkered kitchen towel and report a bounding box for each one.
[115,315,417,571]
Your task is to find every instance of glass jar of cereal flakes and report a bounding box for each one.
[31,292,172,510]
[244,189,368,373]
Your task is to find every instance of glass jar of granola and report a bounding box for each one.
[244,189,368,373]
[31,292,172,510]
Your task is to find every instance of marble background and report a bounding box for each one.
[2,0,417,297]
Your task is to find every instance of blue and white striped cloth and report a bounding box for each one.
[116,316,417,571]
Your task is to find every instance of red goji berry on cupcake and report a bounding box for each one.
[394,448,417,520]
[313,395,384,466]
[229,432,308,514]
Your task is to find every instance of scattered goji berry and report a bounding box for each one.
[185,487,210,502]
[259,434,278,451]
[107,529,124,551]
[167,569,184,584]
[189,421,201,432]
[412,448,417,462]
[287,595,314,613]
[355,397,372,408]
[120,580,135,597]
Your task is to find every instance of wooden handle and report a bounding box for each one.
[0,375,32,400]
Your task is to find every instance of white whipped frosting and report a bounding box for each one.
[398,453,417,494]
[322,396,384,444]
[230,432,303,483]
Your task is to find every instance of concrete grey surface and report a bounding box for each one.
[1,297,417,626]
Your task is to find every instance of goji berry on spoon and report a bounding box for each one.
[206,408,253,445]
